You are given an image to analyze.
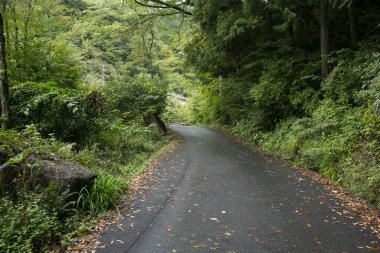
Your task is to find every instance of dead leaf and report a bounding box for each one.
[256,239,268,244]
[270,227,283,234]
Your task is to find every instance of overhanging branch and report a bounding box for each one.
[134,0,192,15]
[134,0,171,9]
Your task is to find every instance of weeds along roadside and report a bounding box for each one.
[0,125,176,253]
[226,102,380,211]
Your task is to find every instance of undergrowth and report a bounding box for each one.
[0,124,174,252]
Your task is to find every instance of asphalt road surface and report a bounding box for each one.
[97,126,378,253]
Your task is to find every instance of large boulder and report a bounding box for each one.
[32,156,97,193]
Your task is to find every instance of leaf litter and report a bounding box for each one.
[222,130,380,242]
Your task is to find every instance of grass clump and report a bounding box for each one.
[76,173,127,214]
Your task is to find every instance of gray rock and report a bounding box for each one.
[32,156,97,193]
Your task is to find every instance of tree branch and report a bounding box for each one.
[134,0,171,9]
[134,0,192,15]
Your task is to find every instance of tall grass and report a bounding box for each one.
[76,173,127,214]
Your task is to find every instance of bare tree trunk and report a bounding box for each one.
[348,2,357,48]
[320,0,329,80]
[2,0,9,49]
[151,112,167,135]
[0,11,9,129]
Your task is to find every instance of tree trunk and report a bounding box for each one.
[151,112,167,135]
[9,3,18,64]
[23,0,35,55]
[320,0,329,80]
[0,11,9,129]
[2,0,9,49]
[348,2,357,48]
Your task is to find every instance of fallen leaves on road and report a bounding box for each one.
[256,239,268,244]
[222,130,380,240]
[192,244,208,248]
[297,166,380,239]
[110,240,124,244]
[270,227,283,234]
[116,224,124,231]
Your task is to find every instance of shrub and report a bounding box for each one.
[231,119,264,145]
[0,192,60,253]
[10,82,104,145]
[343,163,380,209]
[103,74,167,123]
[322,51,362,102]
[92,123,162,168]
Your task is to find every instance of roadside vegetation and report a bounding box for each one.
[179,1,380,209]
[0,0,189,252]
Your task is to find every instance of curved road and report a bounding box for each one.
[98,126,378,253]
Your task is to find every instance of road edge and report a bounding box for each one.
[64,131,182,252]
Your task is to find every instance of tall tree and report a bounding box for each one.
[0,5,9,129]
[320,0,329,79]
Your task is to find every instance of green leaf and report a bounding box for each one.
[8,150,30,165]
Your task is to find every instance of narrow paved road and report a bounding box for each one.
[98,126,378,253]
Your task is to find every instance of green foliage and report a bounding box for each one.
[0,117,172,251]
[343,162,380,207]
[230,119,265,145]
[76,173,127,214]
[11,82,103,145]
[93,123,162,168]
[7,149,30,165]
[5,0,83,86]
[163,93,192,124]
[103,74,168,123]
[0,192,61,253]
[0,0,184,251]
[0,183,77,252]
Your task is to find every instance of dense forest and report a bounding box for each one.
[183,0,380,212]
[0,0,379,252]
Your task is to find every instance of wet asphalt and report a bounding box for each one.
[97,126,379,253]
